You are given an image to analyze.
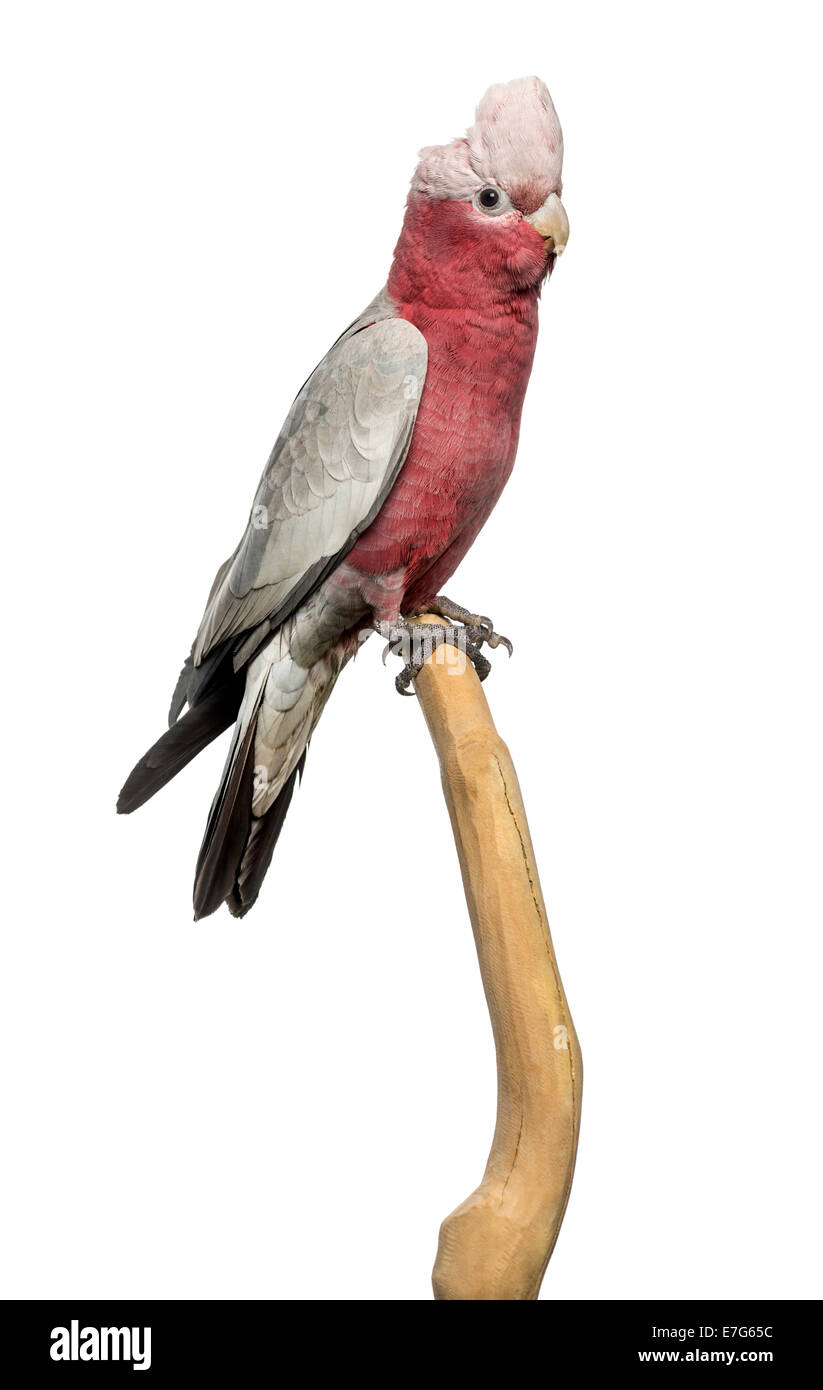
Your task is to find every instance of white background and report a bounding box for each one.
[1,0,821,1301]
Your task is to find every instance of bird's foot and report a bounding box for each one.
[376,604,511,696]
[421,594,514,657]
[376,618,458,695]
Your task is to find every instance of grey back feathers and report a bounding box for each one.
[192,315,427,666]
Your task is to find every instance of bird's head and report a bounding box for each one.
[389,77,567,308]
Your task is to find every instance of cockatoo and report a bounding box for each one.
[118,76,568,919]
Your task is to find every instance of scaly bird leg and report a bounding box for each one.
[375,615,498,696]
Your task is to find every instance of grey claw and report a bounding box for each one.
[395,665,417,696]
[469,648,492,682]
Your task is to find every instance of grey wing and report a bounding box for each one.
[191,315,427,667]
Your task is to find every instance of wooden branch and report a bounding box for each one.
[412,624,583,1301]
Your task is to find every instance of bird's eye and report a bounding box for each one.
[473,185,512,218]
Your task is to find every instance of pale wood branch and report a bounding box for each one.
[412,624,583,1301]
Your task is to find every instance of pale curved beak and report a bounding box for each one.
[526,192,569,255]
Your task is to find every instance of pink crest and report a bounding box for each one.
[412,77,563,211]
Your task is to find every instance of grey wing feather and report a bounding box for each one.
[191,314,427,667]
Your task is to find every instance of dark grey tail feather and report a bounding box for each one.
[124,610,309,917]
[168,557,235,726]
[227,751,307,919]
[117,678,243,815]
[192,685,265,920]
[168,637,237,728]
[168,655,194,727]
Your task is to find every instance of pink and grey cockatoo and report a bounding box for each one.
[118,76,569,919]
